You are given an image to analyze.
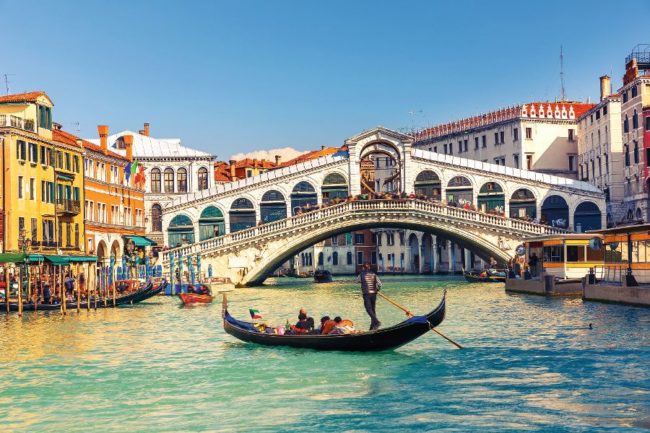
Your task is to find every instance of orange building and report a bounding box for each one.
[52,125,146,267]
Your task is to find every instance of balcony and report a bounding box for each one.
[0,114,35,132]
[56,199,81,215]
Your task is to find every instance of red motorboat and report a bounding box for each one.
[178,285,214,305]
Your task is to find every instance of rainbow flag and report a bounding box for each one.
[249,309,262,320]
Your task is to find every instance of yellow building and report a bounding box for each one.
[0,91,85,256]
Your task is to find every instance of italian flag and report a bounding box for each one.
[249,309,262,320]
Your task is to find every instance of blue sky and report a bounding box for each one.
[2,0,649,158]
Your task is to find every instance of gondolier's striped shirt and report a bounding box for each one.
[357,271,382,294]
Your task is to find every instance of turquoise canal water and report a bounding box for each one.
[1,276,650,432]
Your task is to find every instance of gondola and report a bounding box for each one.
[5,280,164,312]
[313,269,333,283]
[463,269,506,283]
[222,291,446,351]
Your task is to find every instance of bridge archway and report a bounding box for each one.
[446,176,473,206]
[414,170,441,199]
[478,181,505,213]
[199,206,225,241]
[509,188,536,220]
[260,190,287,223]
[541,195,569,228]
[230,198,256,232]
[243,217,512,286]
[574,201,601,232]
[291,181,317,215]
[360,141,401,194]
[322,173,348,203]
[168,214,195,247]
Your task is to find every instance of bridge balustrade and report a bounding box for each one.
[161,198,568,265]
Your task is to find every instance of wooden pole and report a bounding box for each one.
[76,263,81,312]
[17,264,23,317]
[4,265,8,314]
[112,262,116,307]
[377,291,463,349]
[85,263,90,311]
[59,265,64,315]
[103,264,107,307]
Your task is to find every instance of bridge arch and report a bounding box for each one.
[414,169,442,199]
[446,175,474,206]
[290,181,318,214]
[244,214,512,286]
[573,201,602,232]
[198,205,225,241]
[168,214,195,247]
[541,195,569,228]
[321,172,348,203]
[260,190,287,223]
[229,198,256,232]
[359,140,401,163]
[477,181,506,213]
[509,188,537,220]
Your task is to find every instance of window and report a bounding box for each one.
[474,137,479,149]
[29,178,35,200]
[16,140,26,160]
[646,116,650,131]
[73,156,79,173]
[28,142,37,163]
[74,224,79,248]
[513,154,519,168]
[18,217,25,235]
[151,204,163,231]
[433,146,437,153]
[66,223,71,247]
[376,233,382,246]
[458,141,462,153]
[443,144,447,154]
[625,145,630,166]
[568,129,575,142]
[633,110,639,129]
[632,85,638,98]
[568,155,575,171]
[332,251,338,266]
[525,127,532,139]
[65,153,71,171]
[481,135,487,148]
[513,128,519,141]
[494,132,499,145]
[399,231,405,246]
[347,252,353,265]
[357,251,363,265]
[623,91,628,103]
[151,168,161,193]
[499,131,504,144]
[448,143,452,155]
[634,141,639,164]
[18,176,23,198]
[177,168,187,192]
[354,233,364,244]
[605,153,609,174]
[40,146,46,165]
[164,168,174,193]
[371,251,377,265]
[624,115,629,133]
[198,167,209,191]
[596,110,600,120]
[58,221,62,246]
[526,155,533,170]
[603,105,608,116]
[463,139,468,152]
[31,217,37,242]
[331,235,338,246]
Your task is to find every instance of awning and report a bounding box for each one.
[68,256,97,263]
[0,252,28,263]
[45,255,70,265]
[56,173,75,181]
[126,236,157,247]
[27,253,45,262]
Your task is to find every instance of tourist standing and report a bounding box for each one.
[357,263,382,331]
[528,253,539,277]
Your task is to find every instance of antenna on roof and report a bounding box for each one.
[3,74,15,95]
[560,45,565,102]
[74,121,80,134]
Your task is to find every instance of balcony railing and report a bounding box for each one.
[56,199,81,215]
[0,114,36,132]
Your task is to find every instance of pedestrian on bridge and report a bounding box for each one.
[357,263,382,331]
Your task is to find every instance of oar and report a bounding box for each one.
[377,291,464,349]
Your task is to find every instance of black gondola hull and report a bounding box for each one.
[223,292,446,351]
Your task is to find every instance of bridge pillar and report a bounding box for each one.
[402,141,413,194]
[447,241,454,273]
[432,235,438,273]
[347,141,362,197]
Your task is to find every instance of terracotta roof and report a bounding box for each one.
[234,158,277,169]
[213,162,232,182]
[279,147,341,167]
[415,101,596,142]
[0,91,50,104]
[53,129,128,161]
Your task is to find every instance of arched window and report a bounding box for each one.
[625,145,630,166]
[322,173,348,203]
[414,170,441,198]
[164,168,174,193]
[291,181,317,215]
[260,190,287,223]
[177,168,187,192]
[636,208,642,220]
[541,195,569,228]
[627,209,634,220]
[346,251,353,265]
[168,214,194,246]
[446,176,472,205]
[478,182,505,213]
[198,167,209,191]
[229,198,256,232]
[318,252,324,266]
[624,115,629,133]
[150,168,161,193]
[332,251,339,266]
[633,110,639,129]
[199,206,225,240]
[634,141,639,164]
[574,201,602,232]
[151,204,162,232]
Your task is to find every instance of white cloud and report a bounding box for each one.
[230,147,307,162]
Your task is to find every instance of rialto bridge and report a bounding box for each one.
[160,127,605,286]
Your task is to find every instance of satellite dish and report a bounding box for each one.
[609,242,619,251]
[515,245,526,256]
[589,237,603,250]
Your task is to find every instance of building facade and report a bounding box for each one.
[577,76,625,227]
[55,126,146,266]
[87,124,216,246]
[0,91,85,256]
[414,102,594,179]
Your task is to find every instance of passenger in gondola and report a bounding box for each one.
[299,308,315,331]
[43,283,52,304]
[319,316,336,334]
[198,284,210,295]
[291,313,311,333]
[329,316,355,334]
[187,284,196,294]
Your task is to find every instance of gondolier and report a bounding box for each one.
[357,263,382,330]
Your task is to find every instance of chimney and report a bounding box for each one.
[274,155,281,165]
[599,75,611,101]
[143,123,150,137]
[229,159,237,180]
[321,145,325,150]
[138,130,145,135]
[97,125,109,155]
[124,134,134,162]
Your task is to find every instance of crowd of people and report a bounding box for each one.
[507,252,540,279]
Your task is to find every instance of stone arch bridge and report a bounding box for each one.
[159,126,605,286]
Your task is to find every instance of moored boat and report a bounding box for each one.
[463,270,506,283]
[313,269,333,283]
[222,291,446,351]
[178,292,214,305]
